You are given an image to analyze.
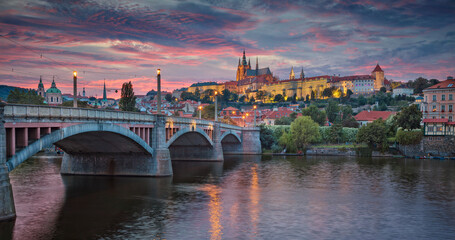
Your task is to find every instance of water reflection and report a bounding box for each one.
[2,155,455,239]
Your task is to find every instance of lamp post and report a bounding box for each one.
[157,69,161,114]
[214,91,218,121]
[253,105,257,127]
[242,115,245,127]
[198,105,202,119]
[73,71,77,108]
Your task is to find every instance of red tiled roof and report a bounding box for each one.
[222,107,239,111]
[372,64,383,72]
[426,78,455,90]
[354,111,396,121]
[423,118,449,123]
[264,108,294,119]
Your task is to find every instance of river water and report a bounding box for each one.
[1,154,455,240]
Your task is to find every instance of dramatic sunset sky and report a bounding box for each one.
[0,0,454,98]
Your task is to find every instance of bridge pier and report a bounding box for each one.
[241,128,262,155]
[0,103,15,221]
[152,115,173,176]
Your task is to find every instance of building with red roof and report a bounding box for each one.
[354,110,396,126]
[263,107,295,125]
[421,76,455,136]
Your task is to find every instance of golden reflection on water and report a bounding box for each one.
[202,184,223,240]
[249,164,260,237]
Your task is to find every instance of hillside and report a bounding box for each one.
[0,85,29,101]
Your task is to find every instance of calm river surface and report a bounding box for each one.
[1,154,455,239]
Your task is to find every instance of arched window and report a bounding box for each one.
[51,97,53,102]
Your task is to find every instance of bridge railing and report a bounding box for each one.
[4,104,156,123]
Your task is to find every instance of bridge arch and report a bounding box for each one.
[6,123,153,171]
[220,130,242,144]
[165,127,214,149]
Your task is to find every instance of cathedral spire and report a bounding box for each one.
[256,57,258,73]
[300,68,304,79]
[289,66,295,80]
[248,58,251,68]
[51,76,56,88]
[242,49,247,65]
[238,58,240,66]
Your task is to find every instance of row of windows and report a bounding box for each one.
[429,94,454,101]
[426,104,454,111]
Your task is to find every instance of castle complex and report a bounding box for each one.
[189,50,388,101]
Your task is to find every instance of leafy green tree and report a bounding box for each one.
[393,104,422,130]
[221,89,231,103]
[259,125,276,150]
[239,95,247,103]
[301,105,327,126]
[274,94,284,102]
[322,88,333,98]
[380,87,387,93]
[201,104,215,120]
[275,116,293,125]
[342,116,359,128]
[358,95,367,105]
[311,90,316,100]
[119,81,137,112]
[396,129,423,145]
[229,93,239,102]
[356,119,388,151]
[341,105,353,120]
[305,94,310,102]
[256,90,266,102]
[7,89,45,105]
[165,93,173,103]
[346,89,353,98]
[325,100,340,123]
[281,116,320,152]
[329,124,343,144]
[181,91,197,101]
[249,96,255,103]
[194,87,201,99]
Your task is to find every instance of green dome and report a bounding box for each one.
[46,87,61,94]
[46,79,61,93]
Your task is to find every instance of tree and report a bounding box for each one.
[301,105,327,126]
[358,95,367,105]
[282,116,320,153]
[393,104,422,130]
[274,94,284,102]
[165,93,173,103]
[7,89,45,105]
[275,116,293,125]
[181,91,197,101]
[194,87,201,99]
[305,94,310,102]
[380,87,387,93]
[329,124,343,144]
[259,125,276,150]
[356,119,388,151]
[201,104,215,119]
[341,105,353,120]
[119,81,137,112]
[239,95,247,103]
[221,89,231,103]
[325,99,340,123]
[249,96,255,103]
[322,88,333,98]
[311,90,316,100]
[256,90,266,102]
[346,89,353,98]
[342,116,359,128]
[412,77,429,94]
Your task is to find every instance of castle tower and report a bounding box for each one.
[372,64,384,90]
[83,87,86,97]
[37,75,45,97]
[300,68,305,79]
[236,50,251,81]
[289,66,295,80]
[256,57,259,75]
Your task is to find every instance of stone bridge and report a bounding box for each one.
[0,103,261,221]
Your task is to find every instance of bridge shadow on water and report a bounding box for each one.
[1,154,261,239]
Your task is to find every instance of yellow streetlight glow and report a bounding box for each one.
[242,115,245,119]
[199,106,202,110]
[73,71,77,77]
[214,91,218,95]
[157,69,161,75]
[253,105,257,109]
[246,113,249,116]
[232,111,235,114]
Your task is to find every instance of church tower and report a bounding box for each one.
[37,75,45,97]
[83,87,86,97]
[372,64,384,90]
[236,49,251,81]
[300,68,305,79]
[289,66,295,80]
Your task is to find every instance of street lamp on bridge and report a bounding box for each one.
[214,91,218,121]
[73,71,77,108]
[157,69,161,114]
[253,105,257,127]
[198,105,202,119]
